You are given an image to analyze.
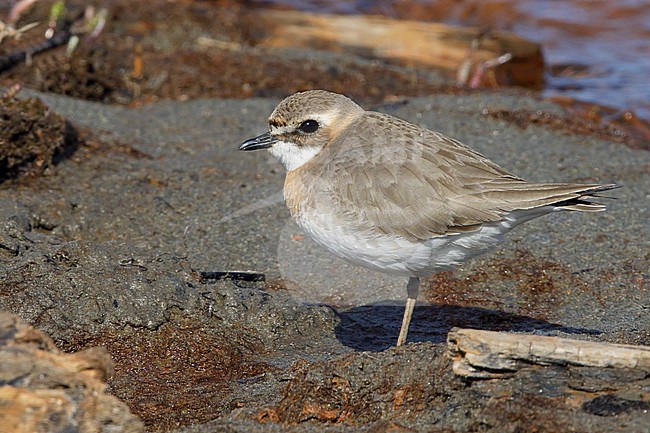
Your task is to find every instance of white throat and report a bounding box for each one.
[269,140,321,171]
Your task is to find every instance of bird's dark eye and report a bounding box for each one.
[298,120,319,133]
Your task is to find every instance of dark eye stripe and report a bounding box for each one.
[298,120,319,133]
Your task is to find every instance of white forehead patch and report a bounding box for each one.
[270,125,293,135]
[268,140,322,171]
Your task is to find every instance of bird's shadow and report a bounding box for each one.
[335,303,600,352]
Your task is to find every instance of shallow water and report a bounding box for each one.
[257,0,650,121]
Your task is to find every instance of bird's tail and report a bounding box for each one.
[482,182,621,213]
[549,184,621,212]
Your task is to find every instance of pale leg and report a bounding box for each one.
[396,276,420,346]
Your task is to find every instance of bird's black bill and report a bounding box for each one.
[238,132,277,151]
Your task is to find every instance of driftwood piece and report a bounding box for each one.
[254,10,544,88]
[447,328,650,378]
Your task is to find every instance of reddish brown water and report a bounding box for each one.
[256,0,650,122]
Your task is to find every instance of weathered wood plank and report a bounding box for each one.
[254,10,544,88]
[447,328,650,378]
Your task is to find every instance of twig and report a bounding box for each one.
[0,23,70,73]
[7,0,39,25]
[1,83,22,99]
[0,21,39,44]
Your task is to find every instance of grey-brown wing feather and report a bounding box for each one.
[311,112,613,241]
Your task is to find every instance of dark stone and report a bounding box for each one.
[583,394,650,417]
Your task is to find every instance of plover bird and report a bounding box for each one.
[239,90,617,346]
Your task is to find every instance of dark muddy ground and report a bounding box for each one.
[1,1,649,432]
[1,88,648,432]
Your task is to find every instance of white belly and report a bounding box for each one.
[293,208,526,277]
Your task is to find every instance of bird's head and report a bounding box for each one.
[239,90,364,171]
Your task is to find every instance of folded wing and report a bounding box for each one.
[315,112,617,241]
